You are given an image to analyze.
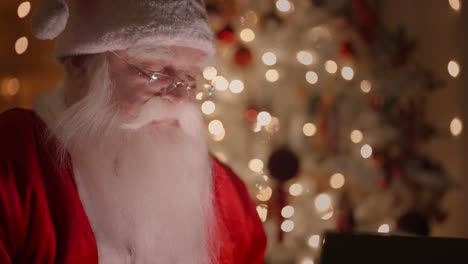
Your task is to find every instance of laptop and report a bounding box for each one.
[317,230,468,264]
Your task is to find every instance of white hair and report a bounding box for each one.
[33,51,218,264]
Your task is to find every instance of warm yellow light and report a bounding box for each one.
[378,224,390,233]
[17,1,31,18]
[244,10,259,26]
[314,193,332,212]
[350,130,363,143]
[305,71,319,84]
[208,120,224,135]
[203,66,217,80]
[360,80,372,93]
[450,117,463,136]
[281,205,295,218]
[297,51,313,65]
[449,0,461,11]
[262,52,277,66]
[360,144,373,159]
[265,69,279,82]
[256,187,273,202]
[276,0,292,12]
[325,60,338,74]
[2,78,20,97]
[201,101,215,115]
[448,60,460,78]
[212,129,225,141]
[301,258,314,264]
[303,123,317,137]
[341,66,354,80]
[281,220,295,232]
[330,173,345,189]
[240,28,255,42]
[229,80,244,93]
[196,92,204,100]
[289,183,304,196]
[15,37,28,55]
[308,235,320,248]
[320,210,334,220]
[214,76,229,91]
[257,111,272,126]
[249,158,264,173]
[256,205,268,222]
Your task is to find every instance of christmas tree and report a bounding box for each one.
[200,0,453,263]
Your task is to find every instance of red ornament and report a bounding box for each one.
[246,108,258,123]
[217,24,236,44]
[339,41,355,59]
[234,46,253,67]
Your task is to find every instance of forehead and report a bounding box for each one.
[118,45,211,71]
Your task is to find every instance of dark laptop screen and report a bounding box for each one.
[317,231,468,264]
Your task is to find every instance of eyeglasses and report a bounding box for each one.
[111,51,214,97]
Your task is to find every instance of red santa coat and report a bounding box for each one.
[0,109,266,264]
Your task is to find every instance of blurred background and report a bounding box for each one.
[1,0,467,263]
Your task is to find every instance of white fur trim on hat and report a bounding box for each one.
[32,0,215,59]
[32,0,69,40]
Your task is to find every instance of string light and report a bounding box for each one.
[195,92,203,100]
[329,173,345,189]
[314,193,332,212]
[276,0,293,12]
[320,211,334,220]
[213,76,229,91]
[256,187,273,202]
[360,80,372,93]
[15,37,28,55]
[308,235,320,248]
[325,60,338,74]
[262,52,277,66]
[17,1,31,18]
[341,66,354,80]
[249,159,264,173]
[1,78,20,97]
[213,130,225,141]
[265,69,279,82]
[229,80,244,93]
[257,111,272,126]
[305,71,319,84]
[303,123,317,136]
[450,117,463,136]
[297,51,314,65]
[281,205,295,218]
[256,205,268,222]
[448,60,460,78]
[350,130,363,143]
[289,183,304,196]
[243,10,258,26]
[240,28,255,42]
[208,120,224,135]
[448,0,461,11]
[360,144,373,159]
[201,101,215,115]
[203,66,217,80]
[281,220,295,232]
[378,224,390,233]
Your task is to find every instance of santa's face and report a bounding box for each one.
[106,45,207,118]
[36,45,217,264]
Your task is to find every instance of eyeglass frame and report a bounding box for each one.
[110,51,202,96]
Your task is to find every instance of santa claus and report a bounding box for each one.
[0,0,266,263]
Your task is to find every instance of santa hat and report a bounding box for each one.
[32,0,215,60]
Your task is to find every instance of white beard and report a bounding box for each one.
[33,55,216,264]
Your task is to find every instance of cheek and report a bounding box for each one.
[111,73,146,101]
